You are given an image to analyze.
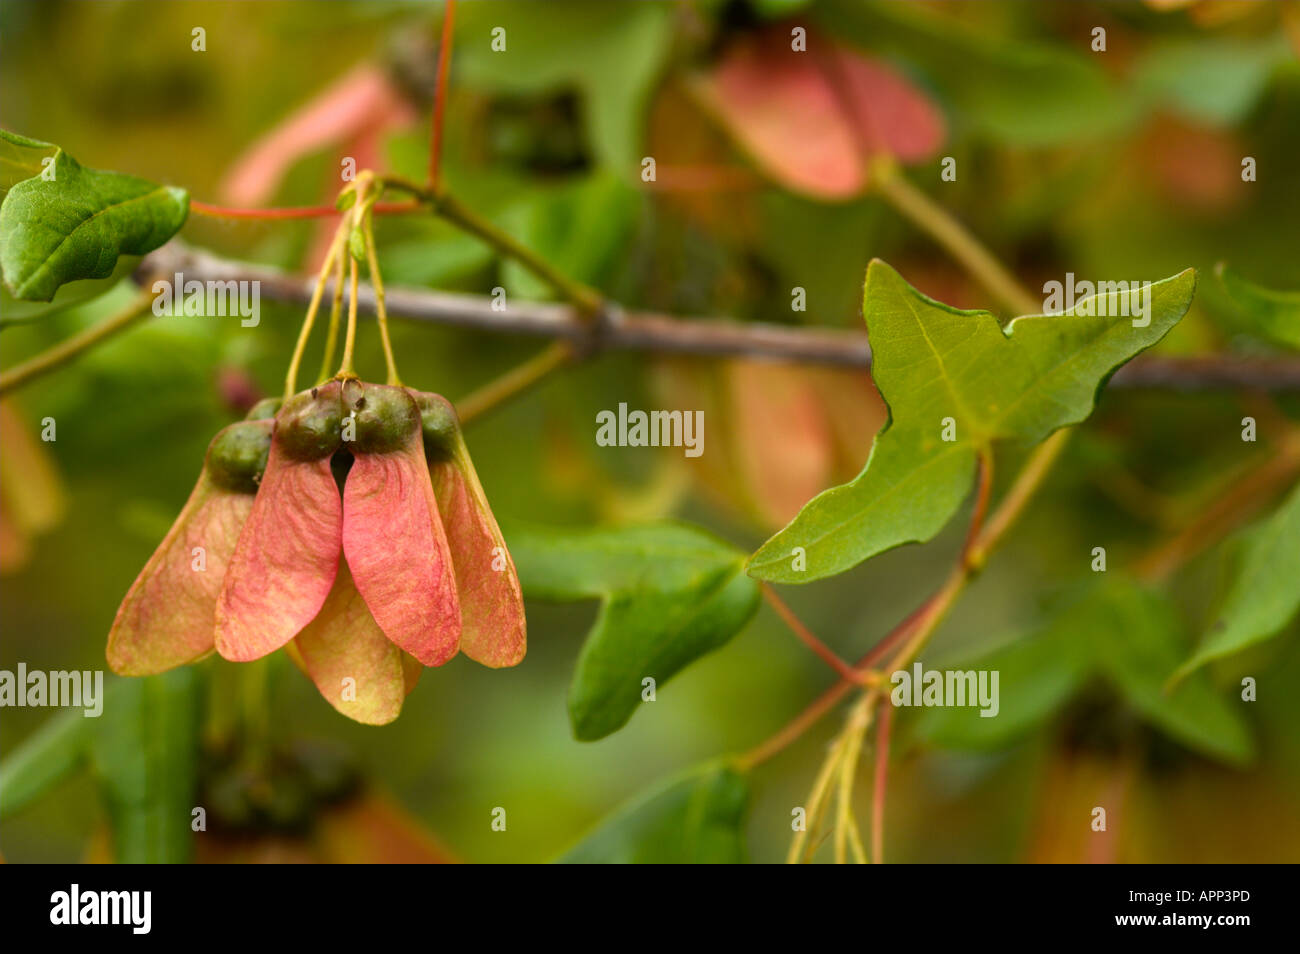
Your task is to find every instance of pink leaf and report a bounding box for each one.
[833,49,945,163]
[215,388,344,662]
[429,434,526,669]
[697,28,945,199]
[220,64,415,207]
[343,385,460,667]
[698,32,864,199]
[727,361,834,529]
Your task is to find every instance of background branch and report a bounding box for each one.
[136,242,1300,392]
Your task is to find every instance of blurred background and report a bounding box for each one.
[1,0,1298,862]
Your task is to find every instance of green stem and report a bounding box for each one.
[738,428,1073,771]
[284,220,350,399]
[362,212,402,386]
[383,177,605,317]
[455,340,573,425]
[0,290,154,397]
[338,256,360,378]
[316,249,346,384]
[872,159,1039,317]
[373,176,606,422]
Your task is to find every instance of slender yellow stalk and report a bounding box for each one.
[316,247,347,384]
[455,341,573,424]
[284,221,350,400]
[338,256,360,378]
[362,213,401,386]
[845,811,868,865]
[787,731,847,864]
[833,693,874,864]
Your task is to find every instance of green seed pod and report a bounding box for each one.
[278,383,344,461]
[244,397,282,421]
[348,226,367,263]
[344,382,420,454]
[206,420,273,493]
[410,390,461,461]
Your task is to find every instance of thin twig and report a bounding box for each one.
[190,199,416,220]
[739,430,1073,773]
[1134,429,1300,582]
[381,179,606,316]
[429,0,457,190]
[0,290,154,397]
[432,191,606,316]
[763,585,866,684]
[454,341,574,425]
[962,448,995,569]
[735,679,857,772]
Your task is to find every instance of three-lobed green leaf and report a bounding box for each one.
[749,260,1196,583]
[0,134,189,301]
[508,522,761,741]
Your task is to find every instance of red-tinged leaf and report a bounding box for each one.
[727,361,834,529]
[107,475,250,675]
[215,435,343,663]
[696,28,945,199]
[220,64,414,206]
[697,32,864,199]
[803,366,888,483]
[1138,116,1242,212]
[429,438,526,668]
[832,48,946,163]
[289,561,418,726]
[343,385,460,667]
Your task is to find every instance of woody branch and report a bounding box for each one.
[136,241,1300,393]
